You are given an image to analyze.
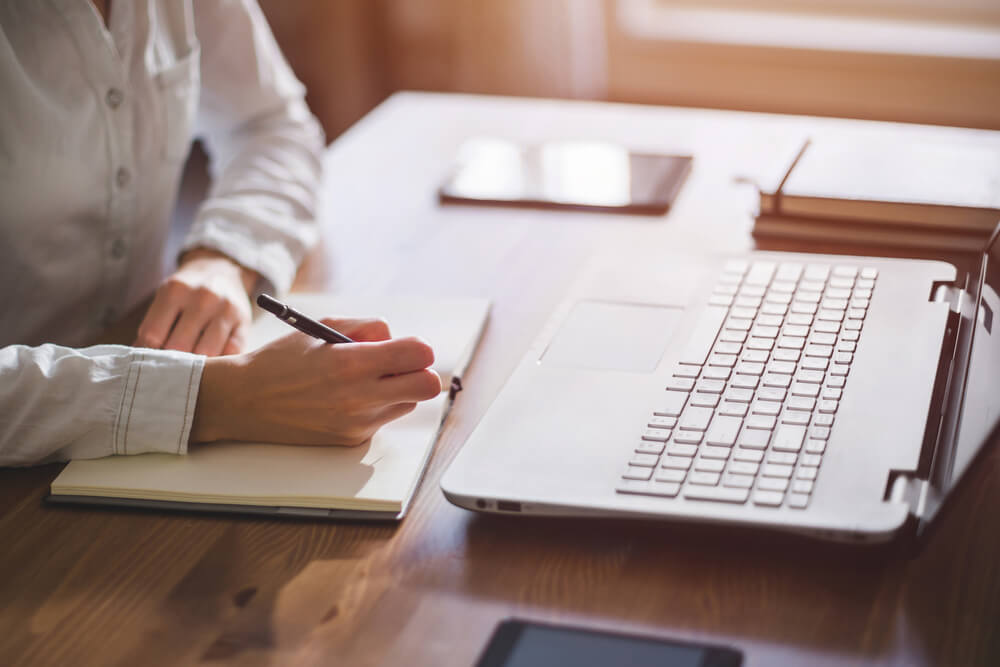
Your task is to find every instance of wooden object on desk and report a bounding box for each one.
[2,93,1000,666]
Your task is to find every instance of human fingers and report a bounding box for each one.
[163,306,216,352]
[375,368,442,403]
[221,325,247,356]
[193,316,237,357]
[359,336,435,376]
[135,286,183,348]
[320,317,391,342]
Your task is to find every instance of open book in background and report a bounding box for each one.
[753,137,1000,253]
[49,293,490,520]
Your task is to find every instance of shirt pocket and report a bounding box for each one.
[154,48,200,161]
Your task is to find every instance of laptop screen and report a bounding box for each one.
[929,222,1000,510]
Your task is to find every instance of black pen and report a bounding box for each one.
[256,293,355,344]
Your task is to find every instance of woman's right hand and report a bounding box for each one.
[190,318,442,446]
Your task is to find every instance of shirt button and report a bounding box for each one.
[110,238,127,259]
[106,87,123,109]
[116,167,130,188]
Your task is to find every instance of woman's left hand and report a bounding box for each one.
[134,248,259,356]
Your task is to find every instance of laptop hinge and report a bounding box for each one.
[931,284,972,316]
[889,475,941,521]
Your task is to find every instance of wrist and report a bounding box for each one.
[190,355,248,443]
[180,247,260,295]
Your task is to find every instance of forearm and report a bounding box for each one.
[0,344,203,466]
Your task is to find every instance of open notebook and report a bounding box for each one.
[49,293,490,520]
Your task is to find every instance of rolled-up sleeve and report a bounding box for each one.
[0,345,203,467]
[184,0,324,296]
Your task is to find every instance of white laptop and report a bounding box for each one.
[441,224,1000,543]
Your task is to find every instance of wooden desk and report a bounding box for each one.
[2,93,999,666]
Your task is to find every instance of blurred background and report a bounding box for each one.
[258,0,1000,141]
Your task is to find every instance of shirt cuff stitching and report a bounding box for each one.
[123,350,145,455]
[179,360,198,454]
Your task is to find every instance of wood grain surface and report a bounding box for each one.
[2,94,999,667]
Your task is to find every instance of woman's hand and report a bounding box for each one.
[135,248,258,356]
[190,318,442,447]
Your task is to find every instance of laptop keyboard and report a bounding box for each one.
[617,260,878,509]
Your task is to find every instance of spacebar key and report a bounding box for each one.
[678,306,729,366]
[683,485,750,504]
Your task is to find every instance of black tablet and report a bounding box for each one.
[474,619,742,667]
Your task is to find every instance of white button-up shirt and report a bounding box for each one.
[0,0,324,465]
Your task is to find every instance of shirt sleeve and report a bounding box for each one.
[0,345,204,467]
[184,0,325,296]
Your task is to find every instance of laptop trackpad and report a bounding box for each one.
[541,300,683,373]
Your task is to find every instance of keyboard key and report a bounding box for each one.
[836,341,856,353]
[623,465,654,480]
[805,343,833,358]
[825,287,852,300]
[776,263,803,282]
[833,265,858,279]
[840,330,860,342]
[655,390,689,417]
[739,284,767,298]
[736,361,765,376]
[661,455,693,469]
[739,428,771,449]
[696,379,727,394]
[701,366,731,381]
[690,392,721,408]
[855,285,874,297]
[843,319,863,331]
[668,442,700,456]
[850,298,870,310]
[848,308,867,320]
[765,292,792,305]
[695,458,726,473]
[731,374,760,389]
[814,321,840,334]
[726,318,753,332]
[781,411,811,426]
[666,377,695,392]
[786,313,813,327]
[768,360,796,375]
[688,471,721,486]
[728,460,759,476]
[787,396,815,411]
[814,413,835,427]
[761,373,792,388]
[788,493,810,509]
[790,382,820,398]
[733,447,765,462]
[649,416,677,429]
[746,337,774,351]
[772,424,806,452]
[767,451,798,465]
[757,387,787,402]
[817,309,844,322]
[801,453,823,467]
[751,401,781,416]
[678,306,729,366]
[829,364,850,377]
[796,369,825,384]
[750,325,780,339]
[636,441,666,455]
[818,399,838,413]
[777,336,805,350]
[810,332,837,346]
[673,431,703,445]
[642,428,671,442]
[679,407,714,431]
[821,298,848,311]
[757,314,783,327]
[655,468,688,483]
[714,341,742,356]
[804,265,830,282]
[701,445,732,460]
[827,376,846,388]
[744,261,776,286]
[673,364,700,378]
[743,349,770,364]
[725,387,754,403]
[861,267,878,280]
[746,414,777,430]
[792,479,815,494]
[821,387,842,400]
[800,356,828,371]
[708,353,737,367]
[705,415,742,446]
[753,490,785,506]
[782,324,810,338]
[630,453,660,467]
[761,303,788,316]
[758,476,789,492]
[834,352,854,365]
[720,329,748,343]
[772,348,800,362]
[719,401,749,417]
[796,290,823,304]
[762,463,794,478]
[810,426,831,440]
[735,296,762,309]
[771,280,797,294]
[724,473,755,489]
[684,485,750,503]
[790,302,817,315]
[797,467,819,481]
[805,439,827,454]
